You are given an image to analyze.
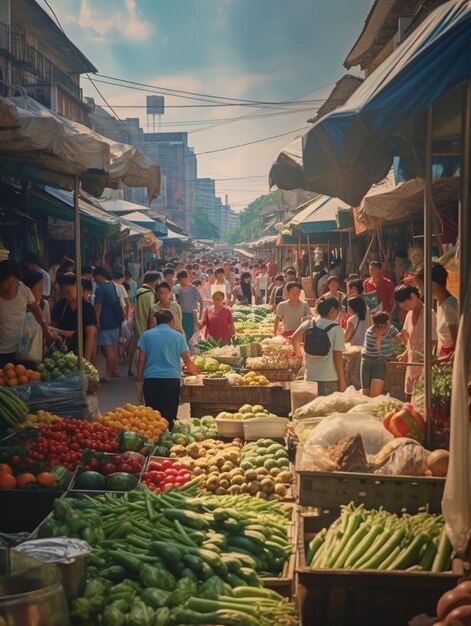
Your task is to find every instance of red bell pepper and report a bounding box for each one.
[389,406,425,442]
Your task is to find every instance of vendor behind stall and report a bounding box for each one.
[51,273,97,362]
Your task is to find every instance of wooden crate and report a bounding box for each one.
[295,448,445,513]
[297,513,461,626]
[181,383,291,417]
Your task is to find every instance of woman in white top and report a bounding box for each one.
[344,296,369,346]
[0,261,51,367]
[148,281,184,335]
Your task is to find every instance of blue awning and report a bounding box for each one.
[120,210,168,235]
[299,0,470,206]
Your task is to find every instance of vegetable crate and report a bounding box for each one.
[296,513,461,626]
[383,362,407,401]
[262,503,297,598]
[0,474,75,533]
[295,449,445,513]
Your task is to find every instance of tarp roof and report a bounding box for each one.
[120,211,168,236]
[159,227,190,242]
[307,75,364,123]
[98,198,153,213]
[0,96,160,200]
[287,195,351,233]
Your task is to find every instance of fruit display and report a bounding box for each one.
[245,337,300,371]
[140,457,193,492]
[240,371,269,386]
[306,501,452,572]
[37,485,296,626]
[216,404,280,421]
[36,351,99,383]
[0,460,72,490]
[0,362,41,387]
[18,410,62,429]
[0,387,29,428]
[78,450,145,475]
[168,437,294,500]
[74,470,139,492]
[98,403,169,442]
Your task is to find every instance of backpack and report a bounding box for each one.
[304,322,337,356]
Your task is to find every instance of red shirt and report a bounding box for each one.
[202,306,233,342]
[363,277,395,312]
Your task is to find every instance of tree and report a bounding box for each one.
[192,206,219,240]
[226,191,281,245]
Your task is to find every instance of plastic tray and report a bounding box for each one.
[242,417,289,441]
[214,417,244,438]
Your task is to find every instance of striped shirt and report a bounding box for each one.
[362,325,399,358]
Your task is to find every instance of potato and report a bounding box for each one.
[215,487,226,495]
[260,477,275,495]
[219,472,231,482]
[244,469,258,482]
[278,470,293,484]
[228,485,242,495]
[274,484,288,497]
[219,479,230,490]
[256,490,267,499]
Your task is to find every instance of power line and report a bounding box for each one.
[193,126,308,156]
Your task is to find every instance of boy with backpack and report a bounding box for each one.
[292,296,346,396]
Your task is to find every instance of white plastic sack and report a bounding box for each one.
[303,412,393,455]
[347,394,403,417]
[301,443,339,472]
[292,385,366,419]
[16,312,43,363]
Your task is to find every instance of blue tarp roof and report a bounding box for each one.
[287,195,350,233]
[300,0,471,205]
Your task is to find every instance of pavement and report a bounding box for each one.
[95,354,190,418]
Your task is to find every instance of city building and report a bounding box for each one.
[0,0,96,123]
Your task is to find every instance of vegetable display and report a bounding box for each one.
[141,458,193,492]
[18,410,62,429]
[154,417,218,457]
[240,372,269,386]
[0,461,72,490]
[169,438,294,500]
[36,351,99,383]
[98,404,169,442]
[0,387,29,428]
[192,356,233,374]
[37,484,296,626]
[383,403,425,443]
[306,502,453,572]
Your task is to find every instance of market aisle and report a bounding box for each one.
[95,355,190,418]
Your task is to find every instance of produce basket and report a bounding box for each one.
[295,448,445,513]
[202,377,229,387]
[242,417,289,441]
[296,513,461,626]
[240,368,296,381]
[214,417,244,438]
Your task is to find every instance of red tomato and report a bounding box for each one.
[161,460,174,471]
[102,463,116,475]
[148,462,162,471]
[87,458,101,471]
[119,463,133,473]
[164,468,178,477]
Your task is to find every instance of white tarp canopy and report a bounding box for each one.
[358,168,461,223]
[0,96,160,200]
[98,198,153,213]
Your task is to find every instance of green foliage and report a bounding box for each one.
[192,205,220,240]
[226,191,281,245]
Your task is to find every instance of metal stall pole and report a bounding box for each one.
[460,82,471,309]
[307,234,312,278]
[424,108,433,447]
[73,177,83,369]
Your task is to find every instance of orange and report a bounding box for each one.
[3,363,15,371]
[17,375,29,385]
[5,369,16,379]
[0,474,16,489]
[0,464,13,474]
[31,371,41,381]
[15,364,26,376]
[36,472,56,488]
[25,369,34,379]
[6,378,18,387]
[16,473,36,488]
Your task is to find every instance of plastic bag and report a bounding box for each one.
[290,380,318,414]
[8,373,88,418]
[347,394,403,418]
[304,411,393,454]
[373,438,428,476]
[300,443,339,471]
[16,312,43,364]
[292,385,366,419]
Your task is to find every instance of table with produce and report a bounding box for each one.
[0,306,460,626]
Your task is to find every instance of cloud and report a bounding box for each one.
[76,0,153,42]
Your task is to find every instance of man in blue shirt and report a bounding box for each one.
[136,310,199,427]
[94,267,121,382]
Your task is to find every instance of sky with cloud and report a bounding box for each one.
[43,0,372,210]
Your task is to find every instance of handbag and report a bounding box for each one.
[16,312,43,363]
[111,283,125,325]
